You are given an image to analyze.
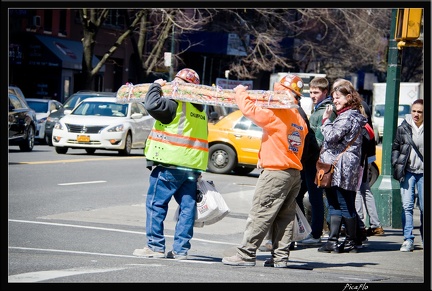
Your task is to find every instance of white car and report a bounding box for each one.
[26,98,63,143]
[52,97,155,155]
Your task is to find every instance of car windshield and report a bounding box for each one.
[374,104,410,118]
[398,104,411,117]
[234,116,262,132]
[72,101,128,117]
[63,97,80,109]
[64,95,94,109]
[27,101,48,113]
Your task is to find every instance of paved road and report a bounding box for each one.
[7,147,427,288]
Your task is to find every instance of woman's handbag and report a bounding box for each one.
[314,129,361,188]
[314,161,335,188]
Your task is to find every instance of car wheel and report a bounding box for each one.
[233,166,255,175]
[208,144,237,174]
[45,134,53,146]
[368,162,379,187]
[55,147,68,154]
[85,149,96,154]
[19,126,35,152]
[118,132,132,156]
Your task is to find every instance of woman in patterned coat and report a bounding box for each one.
[317,81,367,253]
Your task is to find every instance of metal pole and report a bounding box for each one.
[169,24,175,82]
[371,8,402,228]
[209,58,214,85]
[202,56,207,85]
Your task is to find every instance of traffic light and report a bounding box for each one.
[395,8,423,41]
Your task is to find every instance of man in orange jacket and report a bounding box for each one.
[222,74,308,268]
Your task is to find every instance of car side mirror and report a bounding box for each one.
[131,113,143,119]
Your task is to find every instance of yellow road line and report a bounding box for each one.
[15,156,145,165]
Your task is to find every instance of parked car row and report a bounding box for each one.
[9,88,155,156]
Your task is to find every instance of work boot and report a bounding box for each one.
[318,215,341,253]
[338,217,358,253]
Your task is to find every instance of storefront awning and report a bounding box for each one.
[35,34,104,72]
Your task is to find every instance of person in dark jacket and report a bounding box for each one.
[133,68,209,260]
[356,100,385,236]
[296,76,337,246]
[392,99,424,252]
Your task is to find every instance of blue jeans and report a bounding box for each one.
[326,186,357,219]
[400,171,424,243]
[145,166,201,255]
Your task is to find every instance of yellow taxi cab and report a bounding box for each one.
[207,109,261,175]
[375,145,382,172]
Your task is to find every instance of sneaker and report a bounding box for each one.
[297,234,321,245]
[222,254,256,266]
[367,226,385,236]
[133,247,165,258]
[400,240,414,252]
[263,258,288,268]
[166,250,187,260]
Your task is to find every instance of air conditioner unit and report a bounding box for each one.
[32,15,41,27]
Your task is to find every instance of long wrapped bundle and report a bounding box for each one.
[116,82,298,109]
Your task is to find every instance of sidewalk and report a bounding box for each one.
[192,189,425,282]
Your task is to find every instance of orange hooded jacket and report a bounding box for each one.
[233,85,307,171]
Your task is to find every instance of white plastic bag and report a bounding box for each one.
[173,179,230,227]
[195,180,220,223]
[293,202,312,241]
[195,179,230,225]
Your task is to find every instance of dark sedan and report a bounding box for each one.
[8,90,37,151]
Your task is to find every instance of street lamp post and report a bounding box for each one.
[371,8,402,228]
[169,24,175,82]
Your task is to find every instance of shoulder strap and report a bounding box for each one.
[402,126,423,162]
[320,129,361,165]
[331,129,362,166]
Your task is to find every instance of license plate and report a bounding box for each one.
[77,135,90,142]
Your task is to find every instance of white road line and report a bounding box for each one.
[8,266,126,282]
[17,156,144,165]
[58,181,107,186]
[9,246,219,265]
[8,247,219,282]
[8,219,237,245]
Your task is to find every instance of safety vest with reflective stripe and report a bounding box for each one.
[144,102,209,171]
